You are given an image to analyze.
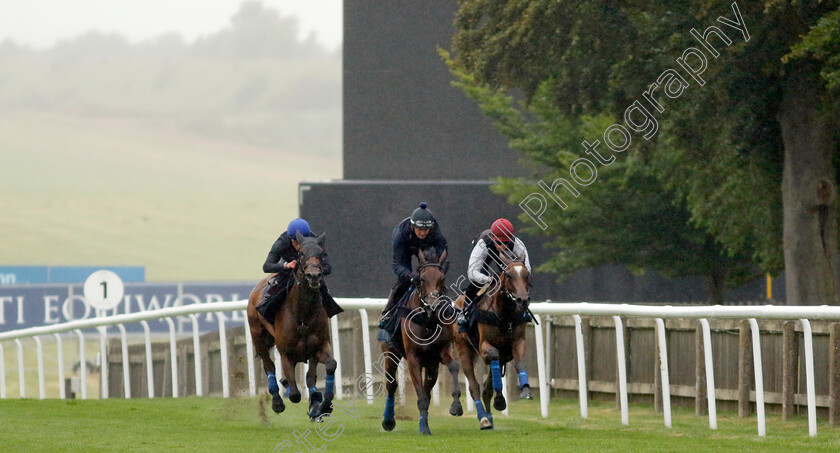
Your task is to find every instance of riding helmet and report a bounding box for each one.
[490,218,514,242]
[286,218,311,238]
[410,202,435,229]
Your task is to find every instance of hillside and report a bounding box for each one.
[0,3,342,281]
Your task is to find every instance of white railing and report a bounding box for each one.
[1,300,838,438]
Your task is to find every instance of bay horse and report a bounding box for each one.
[246,232,336,420]
[380,248,463,435]
[453,253,532,430]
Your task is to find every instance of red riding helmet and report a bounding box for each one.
[490,218,514,242]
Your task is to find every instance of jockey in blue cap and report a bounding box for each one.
[256,218,343,321]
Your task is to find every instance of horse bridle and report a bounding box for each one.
[415,262,444,307]
[294,248,324,286]
[499,260,534,318]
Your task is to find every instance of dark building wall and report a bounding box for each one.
[299,181,773,302]
[343,0,526,180]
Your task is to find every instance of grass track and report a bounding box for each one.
[1,395,839,452]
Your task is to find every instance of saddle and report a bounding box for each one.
[377,288,414,356]
[256,273,344,321]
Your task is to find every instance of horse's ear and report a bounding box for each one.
[517,251,525,262]
[418,249,426,264]
[317,232,326,248]
[438,250,447,265]
[295,231,305,243]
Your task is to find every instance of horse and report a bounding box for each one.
[453,252,532,430]
[379,248,463,435]
[246,232,337,421]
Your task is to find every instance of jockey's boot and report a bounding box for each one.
[457,303,471,333]
[256,282,279,321]
[378,288,399,329]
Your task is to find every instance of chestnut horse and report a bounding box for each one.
[246,232,336,420]
[380,249,463,435]
[453,253,532,430]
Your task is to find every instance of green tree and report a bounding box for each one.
[448,0,840,305]
[444,54,756,302]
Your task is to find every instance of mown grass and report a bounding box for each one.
[0,395,838,452]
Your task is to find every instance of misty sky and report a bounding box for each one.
[0,0,342,50]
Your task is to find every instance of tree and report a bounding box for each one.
[448,0,840,305]
[443,53,756,302]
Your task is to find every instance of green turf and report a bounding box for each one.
[0,395,838,452]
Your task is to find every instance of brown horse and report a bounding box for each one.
[453,253,532,430]
[380,249,463,435]
[246,232,337,420]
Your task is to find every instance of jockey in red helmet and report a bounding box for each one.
[457,218,531,332]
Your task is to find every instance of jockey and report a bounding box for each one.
[457,218,531,333]
[379,202,449,328]
[256,218,343,321]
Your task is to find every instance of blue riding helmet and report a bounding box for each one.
[287,218,311,238]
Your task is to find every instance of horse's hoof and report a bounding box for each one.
[479,416,494,430]
[382,419,396,432]
[318,400,333,416]
[519,386,533,400]
[449,402,463,417]
[308,392,323,418]
[289,391,302,404]
[271,394,286,414]
[493,395,507,411]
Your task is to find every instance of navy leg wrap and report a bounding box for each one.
[325,375,335,401]
[267,372,279,395]
[490,360,503,392]
[384,394,395,421]
[474,400,488,420]
[518,370,530,389]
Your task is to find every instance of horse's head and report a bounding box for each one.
[415,248,447,313]
[499,252,531,314]
[296,231,326,289]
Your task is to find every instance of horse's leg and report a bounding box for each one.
[421,361,440,434]
[482,371,494,415]
[440,345,462,416]
[380,345,400,432]
[512,329,532,400]
[405,352,431,435]
[480,340,506,412]
[249,315,285,413]
[280,354,301,403]
[314,344,338,417]
[305,358,323,420]
[458,339,492,430]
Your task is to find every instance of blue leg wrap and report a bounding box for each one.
[309,386,318,395]
[384,394,396,420]
[518,370,530,389]
[474,400,488,420]
[490,360,503,392]
[325,375,335,400]
[267,372,279,395]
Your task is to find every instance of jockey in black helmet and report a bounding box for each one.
[378,202,449,328]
